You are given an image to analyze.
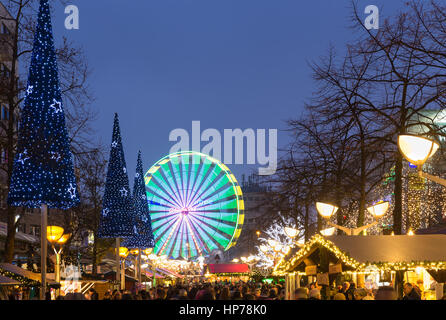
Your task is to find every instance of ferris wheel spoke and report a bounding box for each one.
[194,194,236,210]
[186,162,218,208]
[157,167,184,206]
[191,182,233,209]
[192,212,237,229]
[185,156,205,209]
[189,171,226,208]
[166,160,186,206]
[189,214,233,240]
[188,216,226,251]
[166,217,184,258]
[153,215,180,243]
[148,176,182,208]
[187,217,213,254]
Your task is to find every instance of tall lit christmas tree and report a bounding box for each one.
[98,113,134,238]
[122,151,155,249]
[8,0,79,209]
[7,0,79,299]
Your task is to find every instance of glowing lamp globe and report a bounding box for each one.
[273,244,283,253]
[367,201,389,219]
[284,227,299,238]
[144,248,153,256]
[119,247,129,258]
[316,202,338,219]
[130,249,140,256]
[47,226,64,244]
[320,227,336,236]
[259,245,268,253]
[398,135,439,166]
[57,233,71,245]
[232,258,239,263]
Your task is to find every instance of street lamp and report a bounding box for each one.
[397,134,446,186]
[129,249,142,284]
[118,247,129,290]
[316,201,389,235]
[46,226,70,286]
[284,227,299,238]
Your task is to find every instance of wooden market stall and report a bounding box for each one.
[274,234,446,300]
[204,264,250,282]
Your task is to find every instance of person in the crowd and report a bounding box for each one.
[332,292,346,300]
[339,282,350,299]
[219,287,231,300]
[353,288,368,300]
[374,286,397,300]
[294,287,308,300]
[402,283,421,300]
[345,282,356,300]
[308,288,321,300]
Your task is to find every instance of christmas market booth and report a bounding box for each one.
[0,263,60,299]
[273,234,446,300]
[204,264,250,282]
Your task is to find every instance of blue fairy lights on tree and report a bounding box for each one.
[8,0,79,209]
[98,113,134,238]
[122,151,155,249]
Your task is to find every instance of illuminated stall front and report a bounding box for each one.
[204,264,250,282]
[274,234,446,300]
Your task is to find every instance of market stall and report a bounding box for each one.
[204,264,250,282]
[274,234,446,300]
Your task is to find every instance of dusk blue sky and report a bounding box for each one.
[47,0,407,183]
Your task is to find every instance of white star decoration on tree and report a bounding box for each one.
[134,225,138,234]
[50,99,62,113]
[141,194,146,200]
[123,167,126,174]
[17,149,29,165]
[50,151,61,161]
[135,172,140,178]
[103,208,110,217]
[26,85,34,95]
[142,215,148,223]
[120,187,128,197]
[67,183,77,199]
[111,141,118,148]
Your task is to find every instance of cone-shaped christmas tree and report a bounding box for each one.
[98,113,134,238]
[8,0,79,209]
[122,151,155,249]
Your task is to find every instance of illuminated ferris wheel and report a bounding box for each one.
[144,151,244,259]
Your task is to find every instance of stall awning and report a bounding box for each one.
[274,234,446,275]
[157,267,184,278]
[0,275,20,286]
[144,270,165,279]
[206,264,250,274]
[0,263,59,286]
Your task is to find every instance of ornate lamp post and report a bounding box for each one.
[118,247,129,290]
[316,201,389,235]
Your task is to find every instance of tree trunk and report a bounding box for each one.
[393,153,403,234]
[3,207,16,262]
[304,203,310,241]
[356,138,367,230]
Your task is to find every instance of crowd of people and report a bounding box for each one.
[39,280,443,300]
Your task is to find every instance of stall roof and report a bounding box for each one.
[0,275,20,286]
[274,234,446,275]
[0,263,59,285]
[206,264,250,274]
[326,234,446,263]
[157,267,184,278]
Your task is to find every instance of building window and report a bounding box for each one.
[30,225,40,237]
